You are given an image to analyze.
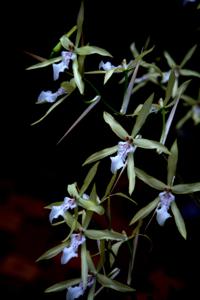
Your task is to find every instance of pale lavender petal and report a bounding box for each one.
[61,246,78,264]
[49,205,64,223]
[99,61,117,71]
[110,155,124,173]
[37,90,58,103]
[66,285,84,300]
[156,205,171,226]
[53,61,67,80]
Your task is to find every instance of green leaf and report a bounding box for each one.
[164,51,176,68]
[134,138,170,154]
[45,278,81,293]
[179,69,200,78]
[64,211,82,230]
[84,229,127,241]
[67,183,80,199]
[36,243,66,261]
[135,167,166,190]
[131,93,154,137]
[78,197,105,215]
[167,140,178,186]
[75,1,84,47]
[104,69,116,84]
[103,112,129,140]
[129,197,159,225]
[86,251,97,274]
[26,56,62,70]
[163,70,176,105]
[76,46,112,57]
[172,182,200,194]
[127,153,135,195]
[171,201,187,239]
[108,192,137,205]
[82,145,118,166]
[96,273,135,292]
[60,35,74,50]
[103,173,117,199]
[87,280,96,300]
[110,241,124,267]
[80,162,100,195]
[81,242,88,288]
[180,45,197,68]
[72,57,84,94]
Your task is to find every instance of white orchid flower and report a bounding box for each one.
[61,233,85,265]
[110,141,136,173]
[37,87,66,103]
[49,196,76,223]
[156,191,175,226]
[53,51,76,80]
[67,276,94,300]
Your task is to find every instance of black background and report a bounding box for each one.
[1,0,200,299]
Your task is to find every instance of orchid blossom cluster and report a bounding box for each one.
[27,2,200,300]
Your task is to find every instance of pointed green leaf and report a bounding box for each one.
[179,69,200,78]
[75,1,84,47]
[127,153,135,195]
[172,182,200,194]
[110,241,124,267]
[64,211,82,230]
[163,70,176,105]
[180,45,197,68]
[104,69,116,84]
[76,46,112,57]
[135,167,166,190]
[87,280,96,300]
[134,138,170,154]
[164,51,176,68]
[103,173,117,199]
[131,93,154,137]
[167,140,178,186]
[109,192,137,204]
[84,229,127,241]
[129,197,159,225]
[81,242,88,288]
[97,273,135,292]
[26,56,62,70]
[82,145,118,166]
[86,251,97,274]
[103,111,129,140]
[45,278,81,293]
[36,243,65,262]
[67,183,80,199]
[72,57,84,94]
[80,162,100,195]
[171,201,187,239]
[78,197,105,215]
[31,93,71,126]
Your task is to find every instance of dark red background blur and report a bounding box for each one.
[1,0,200,299]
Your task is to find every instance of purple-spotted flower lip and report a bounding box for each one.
[37,87,66,104]
[49,196,77,223]
[110,141,136,173]
[66,275,94,300]
[61,233,86,265]
[53,51,76,81]
[156,191,175,226]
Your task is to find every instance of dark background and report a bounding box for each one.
[1,0,200,299]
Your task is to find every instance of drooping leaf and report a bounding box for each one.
[131,93,154,137]
[96,273,135,292]
[129,197,159,225]
[134,138,170,154]
[135,167,166,190]
[45,278,81,293]
[103,112,129,140]
[26,56,62,70]
[80,162,100,195]
[84,229,127,241]
[36,243,66,261]
[171,201,187,239]
[76,46,112,57]
[167,140,178,186]
[172,182,200,194]
[127,153,135,195]
[82,145,118,166]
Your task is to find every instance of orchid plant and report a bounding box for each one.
[27,2,200,300]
